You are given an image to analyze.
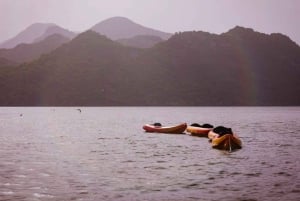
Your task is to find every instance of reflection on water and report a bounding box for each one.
[0,107,299,201]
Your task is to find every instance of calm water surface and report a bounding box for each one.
[0,107,299,201]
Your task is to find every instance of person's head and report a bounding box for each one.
[153,122,162,127]
[226,128,233,134]
[202,123,214,128]
[190,123,201,127]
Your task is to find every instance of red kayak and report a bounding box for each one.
[143,123,187,134]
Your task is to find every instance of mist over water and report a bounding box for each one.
[0,107,299,201]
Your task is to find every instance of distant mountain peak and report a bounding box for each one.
[100,16,134,24]
[27,22,56,29]
[225,26,256,35]
[0,23,57,49]
[62,30,117,52]
[73,30,111,41]
[224,26,298,46]
[91,16,172,40]
[33,25,76,42]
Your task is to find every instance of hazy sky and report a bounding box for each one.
[1,0,299,44]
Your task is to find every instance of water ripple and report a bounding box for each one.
[0,107,299,201]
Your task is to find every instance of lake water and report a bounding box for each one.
[0,107,299,201]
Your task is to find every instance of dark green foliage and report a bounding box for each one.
[0,28,299,106]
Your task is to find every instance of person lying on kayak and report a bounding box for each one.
[153,122,162,127]
[190,123,214,128]
[213,126,233,137]
[202,123,214,128]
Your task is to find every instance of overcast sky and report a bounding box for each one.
[1,0,299,44]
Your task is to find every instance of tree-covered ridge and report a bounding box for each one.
[0,34,70,64]
[0,27,299,106]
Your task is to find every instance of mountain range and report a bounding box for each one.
[0,17,171,50]
[0,17,299,106]
[0,23,76,49]
[0,17,171,64]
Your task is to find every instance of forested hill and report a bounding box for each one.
[0,27,299,106]
[0,34,70,64]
